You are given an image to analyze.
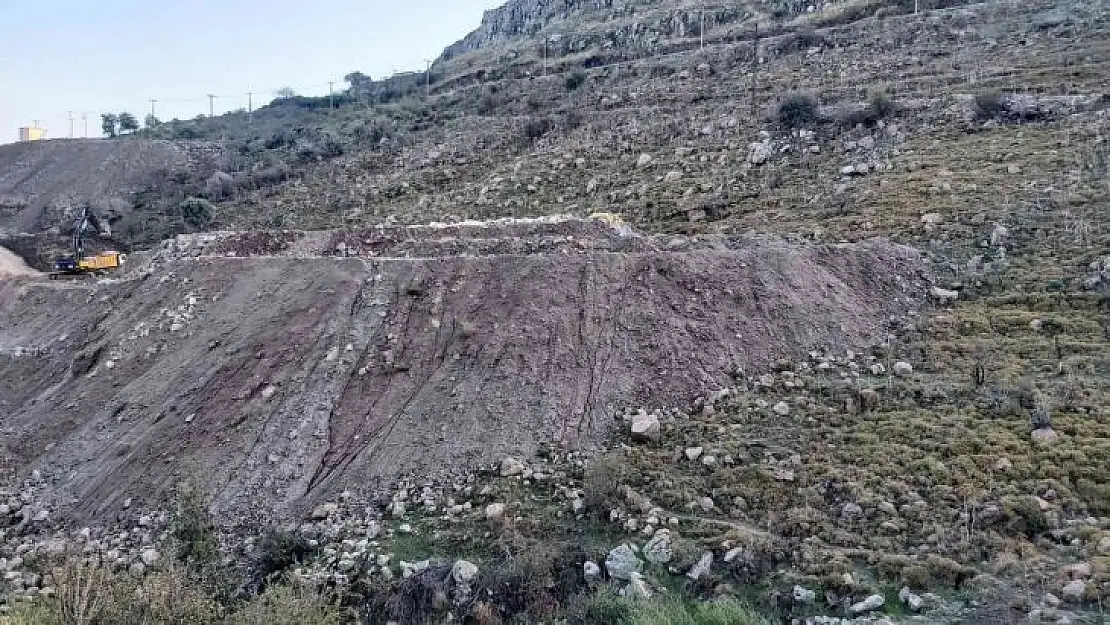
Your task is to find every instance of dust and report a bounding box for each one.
[0,246,38,277]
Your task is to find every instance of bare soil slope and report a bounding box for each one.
[0,220,924,525]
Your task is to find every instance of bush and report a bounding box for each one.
[250,530,316,592]
[776,93,819,127]
[523,117,554,142]
[248,164,292,189]
[565,71,587,91]
[205,171,235,200]
[869,91,897,119]
[225,584,344,625]
[974,91,1006,120]
[179,198,215,230]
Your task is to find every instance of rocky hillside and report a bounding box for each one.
[0,0,1108,623]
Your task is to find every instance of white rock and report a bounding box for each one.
[642,530,673,564]
[685,447,704,461]
[623,571,652,600]
[1031,428,1058,445]
[723,547,743,563]
[485,503,506,522]
[583,560,601,582]
[140,548,160,568]
[605,544,642,580]
[893,361,914,376]
[500,457,525,477]
[451,560,479,584]
[900,586,923,612]
[772,401,791,416]
[1061,579,1087,601]
[842,502,864,518]
[748,143,772,165]
[636,154,653,168]
[664,171,683,183]
[794,585,817,604]
[312,503,338,520]
[686,551,713,580]
[931,286,959,305]
[850,594,885,614]
[630,411,660,442]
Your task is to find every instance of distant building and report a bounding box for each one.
[18,125,46,142]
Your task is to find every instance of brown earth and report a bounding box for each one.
[0,219,926,527]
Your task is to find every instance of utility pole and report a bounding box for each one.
[700,10,705,50]
[328,81,335,109]
[751,23,760,120]
[67,111,74,138]
[425,59,432,96]
[543,38,548,76]
[149,99,157,120]
[206,94,216,118]
[81,113,88,138]
[247,91,253,124]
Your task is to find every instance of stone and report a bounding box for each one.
[485,502,506,523]
[500,457,525,477]
[994,457,1013,472]
[1097,536,1110,556]
[312,503,338,520]
[630,411,660,442]
[451,560,479,584]
[686,551,713,580]
[128,562,146,577]
[684,447,704,461]
[869,363,886,376]
[642,529,673,564]
[893,361,913,376]
[697,497,715,512]
[583,560,601,582]
[623,572,652,600]
[842,502,863,518]
[1061,579,1086,601]
[140,548,160,568]
[1043,593,1061,608]
[1061,562,1091,579]
[794,585,817,604]
[605,544,642,580]
[748,143,772,165]
[900,586,923,612]
[772,401,790,416]
[931,286,959,305]
[850,594,885,614]
[664,170,683,183]
[723,547,743,563]
[636,154,653,168]
[1031,428,1058,445]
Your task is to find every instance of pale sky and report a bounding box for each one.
[0,0,504,144]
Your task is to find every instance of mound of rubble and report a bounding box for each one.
[0,218,927,526]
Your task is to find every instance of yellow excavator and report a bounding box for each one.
[49,207,125,279]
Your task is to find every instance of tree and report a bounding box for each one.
[118,112,139,134]
[101,113,119,137]
[275,87,298,99]
[345,71,372,99]
[179,197,214,229]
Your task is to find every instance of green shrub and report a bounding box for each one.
[626,597,771,625]
[776,92,819,127]
[250,530,316,592]
[179,197,215,230]
[565,71,588,91]
[225,583,344,625]
[974,91,1006,120]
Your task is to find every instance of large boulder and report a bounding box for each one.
[630,411,660,442]
[605,544,642,580]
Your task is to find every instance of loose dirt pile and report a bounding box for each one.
[0,246,38,277]
[0,219,927,526]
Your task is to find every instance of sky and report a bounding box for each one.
[0,0,505,145]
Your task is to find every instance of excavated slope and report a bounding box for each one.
[0,219,926,525]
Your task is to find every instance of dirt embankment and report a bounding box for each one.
[0,220,927,526]
[0,246,38,277]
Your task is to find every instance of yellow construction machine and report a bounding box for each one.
[49,207,125,279]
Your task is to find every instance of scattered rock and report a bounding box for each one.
[312,503,338,520]
[900,586,923,612]
[697,496,715,512]
[623,571,652,600]
[636,154,653,168]
[583,560,601,583]
[500,457,525,476]
[1061,579,1087,601]
[1031,427,1058,445]
[850,594,885,614]
[605,544,642,580]
[451,559,479,584]
[484,503,506,523]
[630,411,660,442]
[931,286,959,305]
[794,585,817,604]
[893,361,913,376]
[686,551,713,580]
[684,447,704,461]
[772,401,791,416]
[642,529,673,564]
[842,502,864,518]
